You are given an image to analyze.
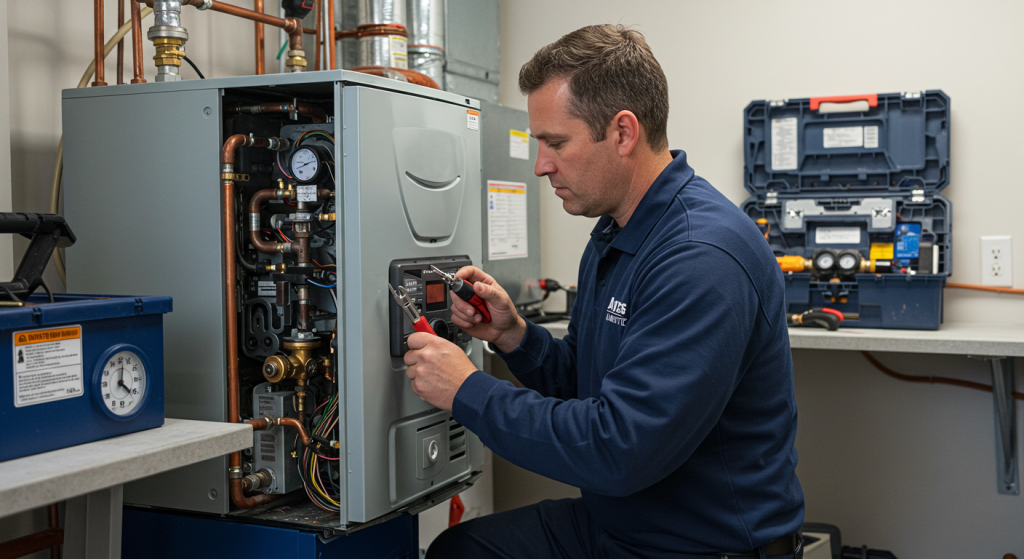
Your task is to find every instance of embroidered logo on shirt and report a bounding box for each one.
[606,297,628,326]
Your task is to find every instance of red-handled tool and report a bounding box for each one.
[430,265,492,323]
[388,283,436,335]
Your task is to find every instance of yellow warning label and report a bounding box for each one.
[870,243,894,260]
[15,326,82,346]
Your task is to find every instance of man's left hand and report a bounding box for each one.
[403,333,478,411]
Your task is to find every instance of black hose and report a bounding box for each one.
[182,55,206,79]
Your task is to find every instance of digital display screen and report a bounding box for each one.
[425,281,447,312]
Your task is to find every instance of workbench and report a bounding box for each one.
[0,418,252,559]
[538,319,1024,495]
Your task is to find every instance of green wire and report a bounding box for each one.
[276,42,288,60]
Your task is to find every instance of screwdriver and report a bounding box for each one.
[430,265,492,323]
[388,284,436,335]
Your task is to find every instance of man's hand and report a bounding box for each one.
[404,333,479,411]
[449,266,527,353]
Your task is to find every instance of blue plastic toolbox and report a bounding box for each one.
[0,294,172,461]
[741,91,951,329]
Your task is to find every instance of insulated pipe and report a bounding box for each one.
[130,0,146,83]
[93,0,107,86]
[254,0,265,74]
[223,134,280,510]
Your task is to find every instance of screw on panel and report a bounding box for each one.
[208,489,218,499]
[203,107,212,117]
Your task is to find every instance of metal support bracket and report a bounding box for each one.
[971,356,1018,495]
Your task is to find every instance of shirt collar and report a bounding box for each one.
[589,150,694,256]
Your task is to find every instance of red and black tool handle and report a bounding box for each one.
[451,278,491,323]
[787,308,843,331]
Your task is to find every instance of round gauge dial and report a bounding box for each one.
[290,146,326,184]
[838,252,860,272]
[814,252,836,271]
[98,350,147,417]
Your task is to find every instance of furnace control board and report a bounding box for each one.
[389,257,474,357]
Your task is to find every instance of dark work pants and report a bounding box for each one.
[426,498,803,559]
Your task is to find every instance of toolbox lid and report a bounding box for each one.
[0,294,172,330]
[744,91,950,196]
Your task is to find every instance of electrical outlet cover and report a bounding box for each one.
[981,236,1013,287]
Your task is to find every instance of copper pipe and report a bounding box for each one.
[246,416,311,446]
[335,27,357,40]
[947,282,1024,295]
[349,66,440,89]
[314,0,322,71]
[248,189,288,254]
[327,0,336,69]
[254,0,264,75]
[116,0,125,84]
[230,101,327,123]
[48,504,60,559]
[223,134,277,510]
[93,0,106,86]
[130,0,145,83]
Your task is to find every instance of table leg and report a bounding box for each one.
[64,485,123,559]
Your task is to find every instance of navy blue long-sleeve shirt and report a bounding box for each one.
[452,151,804,553]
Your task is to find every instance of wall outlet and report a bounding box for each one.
[981,236,1013,287]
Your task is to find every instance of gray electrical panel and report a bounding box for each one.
[252,382,304,495]
[480,101,542,311]
[61,71,485,530]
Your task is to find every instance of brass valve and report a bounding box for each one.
[262,338,322,384]
[152,37,186,68]
[286,50,308,73]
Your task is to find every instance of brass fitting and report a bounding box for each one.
[286,50,307,73]
[153,37,186,67]
[265,262,287,273]
[319,213,336,222]
[261,338,322,384]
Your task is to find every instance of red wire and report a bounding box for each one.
[861,352,1024,400]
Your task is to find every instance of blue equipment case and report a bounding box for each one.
[0,294,171,461]
[742,91,951,330]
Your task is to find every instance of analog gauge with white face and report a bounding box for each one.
[838,251,860,273]
[98,350,147,417]
[290,145,332,184]
[814,251,836,271]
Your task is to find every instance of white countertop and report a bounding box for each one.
[538,320,1024,357]
[0,418,251,519]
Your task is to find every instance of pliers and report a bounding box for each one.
[787,308,844,331]
[430,265,492,323]
[388,284,436,335]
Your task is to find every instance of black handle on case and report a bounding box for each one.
[0,213,76,301]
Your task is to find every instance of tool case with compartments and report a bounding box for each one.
[741,91,951,330]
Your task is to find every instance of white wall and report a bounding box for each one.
[499,1,1024,557]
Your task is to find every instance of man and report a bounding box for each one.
[403,24,804,558]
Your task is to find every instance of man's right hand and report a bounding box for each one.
[449,266,527,353]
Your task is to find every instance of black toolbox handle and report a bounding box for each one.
[0,213,76,301]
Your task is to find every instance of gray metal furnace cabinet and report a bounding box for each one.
[61,71,485,527]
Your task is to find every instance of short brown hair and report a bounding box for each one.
[519,24,669,152]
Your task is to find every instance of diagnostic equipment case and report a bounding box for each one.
[742,91,951,330]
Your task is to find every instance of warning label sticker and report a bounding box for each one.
[771,117,798,171]
[13,325,84,408]
[467,110,480,131]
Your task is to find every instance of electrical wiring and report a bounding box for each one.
[308,280,336,289]
[277,228,292,242]
[861,351,1024,401]
[312,259,335,268]
[298,393,340,512]
[275,151,293,179]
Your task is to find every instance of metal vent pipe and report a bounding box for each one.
[406,0,444,88]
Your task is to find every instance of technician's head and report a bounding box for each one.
[519,24,669,218]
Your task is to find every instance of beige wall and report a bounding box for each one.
[498,1,1024,557]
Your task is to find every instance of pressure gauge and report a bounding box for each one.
[93,345,151,420]
[289,145,332,184]
[837,250,862,275]
[812,249,837,274]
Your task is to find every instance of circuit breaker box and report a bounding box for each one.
[61,71,485,529]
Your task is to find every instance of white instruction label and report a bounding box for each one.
[13,325,84,408]
[487,181,528,260]
[466,110,480,131]
[864,125,879,149]
[509,129,530,160]
[771,118,798,171]
[257,281,276,297]
[823,126,864,148]
[389,35,408,69]
[296,185,317,202]
[815,227,861,245]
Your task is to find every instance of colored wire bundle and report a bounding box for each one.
[299,394,340,512]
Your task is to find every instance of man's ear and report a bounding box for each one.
[610,110,641,157]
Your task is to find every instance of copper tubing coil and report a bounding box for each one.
[254,0,264,75]
[349,66,440,89]
[130,0,145,83]
[117,0,125,84]
[223,134,278,509]
[407,44,444,50]
[93,0,106,86]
